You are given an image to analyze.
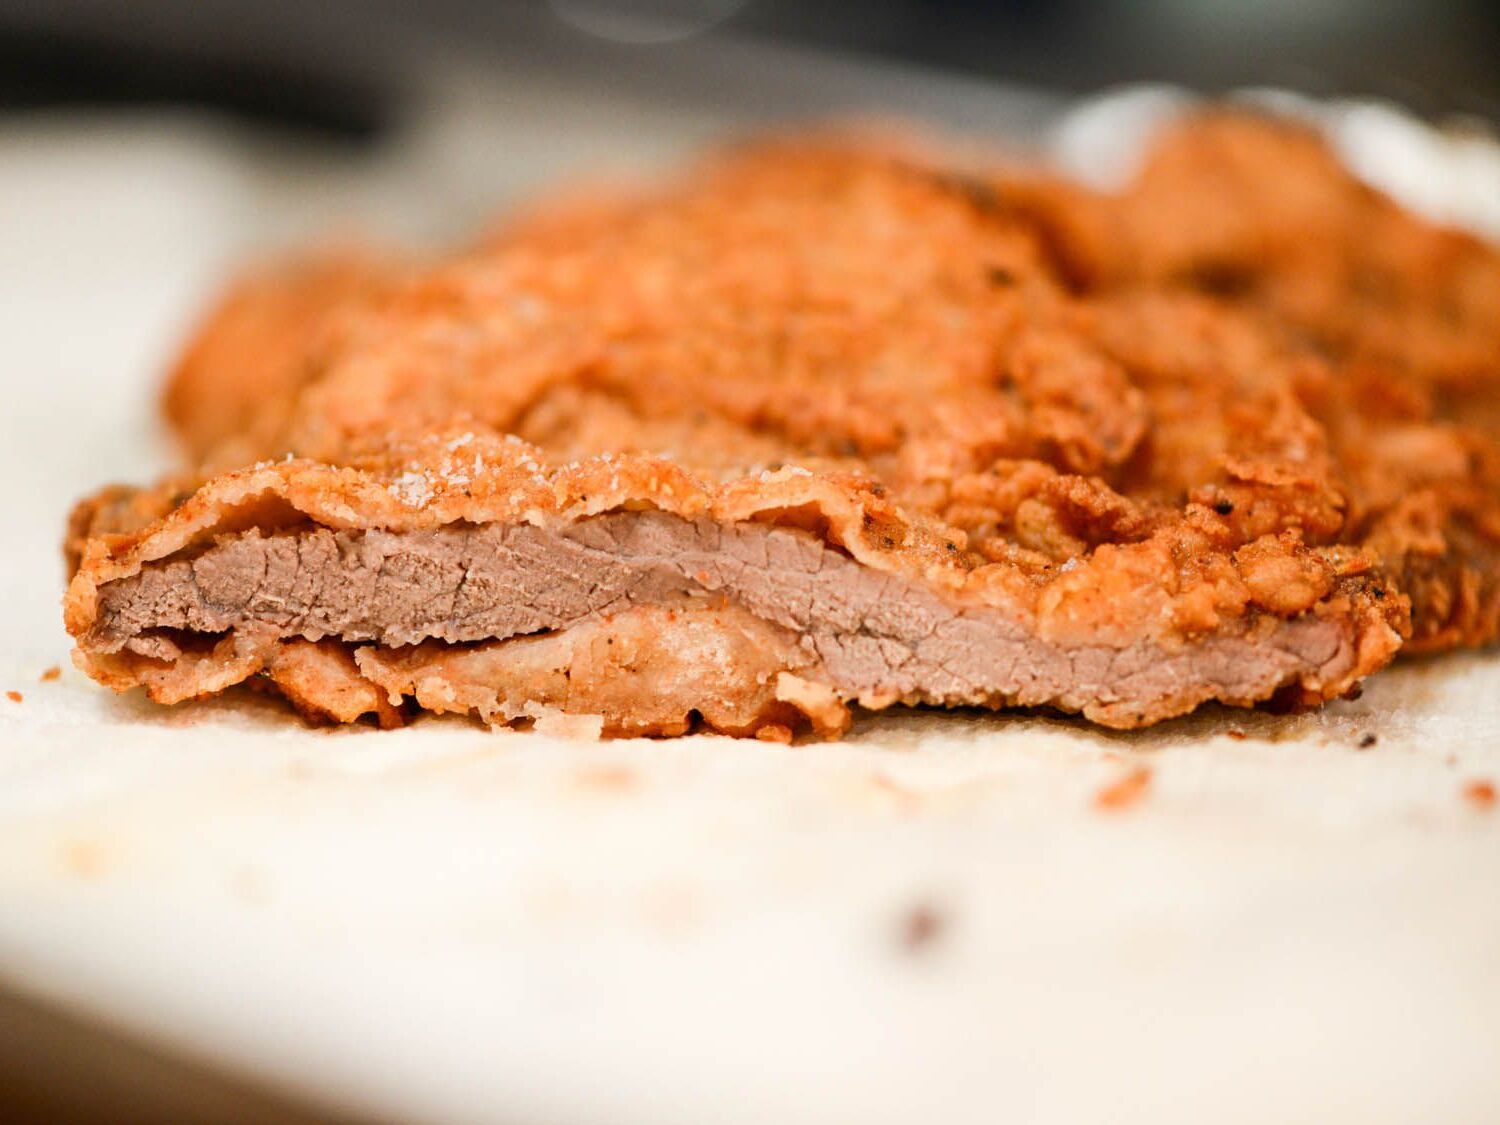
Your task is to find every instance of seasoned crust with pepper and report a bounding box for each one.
[64,121,1492,737]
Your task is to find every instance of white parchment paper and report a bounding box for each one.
[0,65,1497,1124]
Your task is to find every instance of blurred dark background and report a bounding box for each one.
[0,0,1496,143]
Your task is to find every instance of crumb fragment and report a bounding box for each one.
[40,666,61,682]
[1463,779,1496,809]
[572,764,638,792]
[5,690,21,703]
[1357,733,1378,749]
[1094,765,1152,810]
[870,772,923,812]
[1226,729,1246,741]
[899,901,946,953]
[61,839,105,878]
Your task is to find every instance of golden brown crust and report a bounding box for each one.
[264,640,406,728]
[1005,112,1500,651]
[352,602,846,739]
[163,245,404,467]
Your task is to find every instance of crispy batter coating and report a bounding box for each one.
[1006,113,1500,650]
[164,245,403,464]
[65,114,1500,736]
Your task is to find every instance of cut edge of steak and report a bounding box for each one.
[76,510,1375,737]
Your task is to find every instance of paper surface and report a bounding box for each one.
[1,65,1497,1124]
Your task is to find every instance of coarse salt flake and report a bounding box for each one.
[389,471,433,507]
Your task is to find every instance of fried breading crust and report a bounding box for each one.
[163,245,404,464]
[1005,113,1500,651]
[66,117,1497,735]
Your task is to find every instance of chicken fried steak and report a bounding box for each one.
[65,118,1499,737]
